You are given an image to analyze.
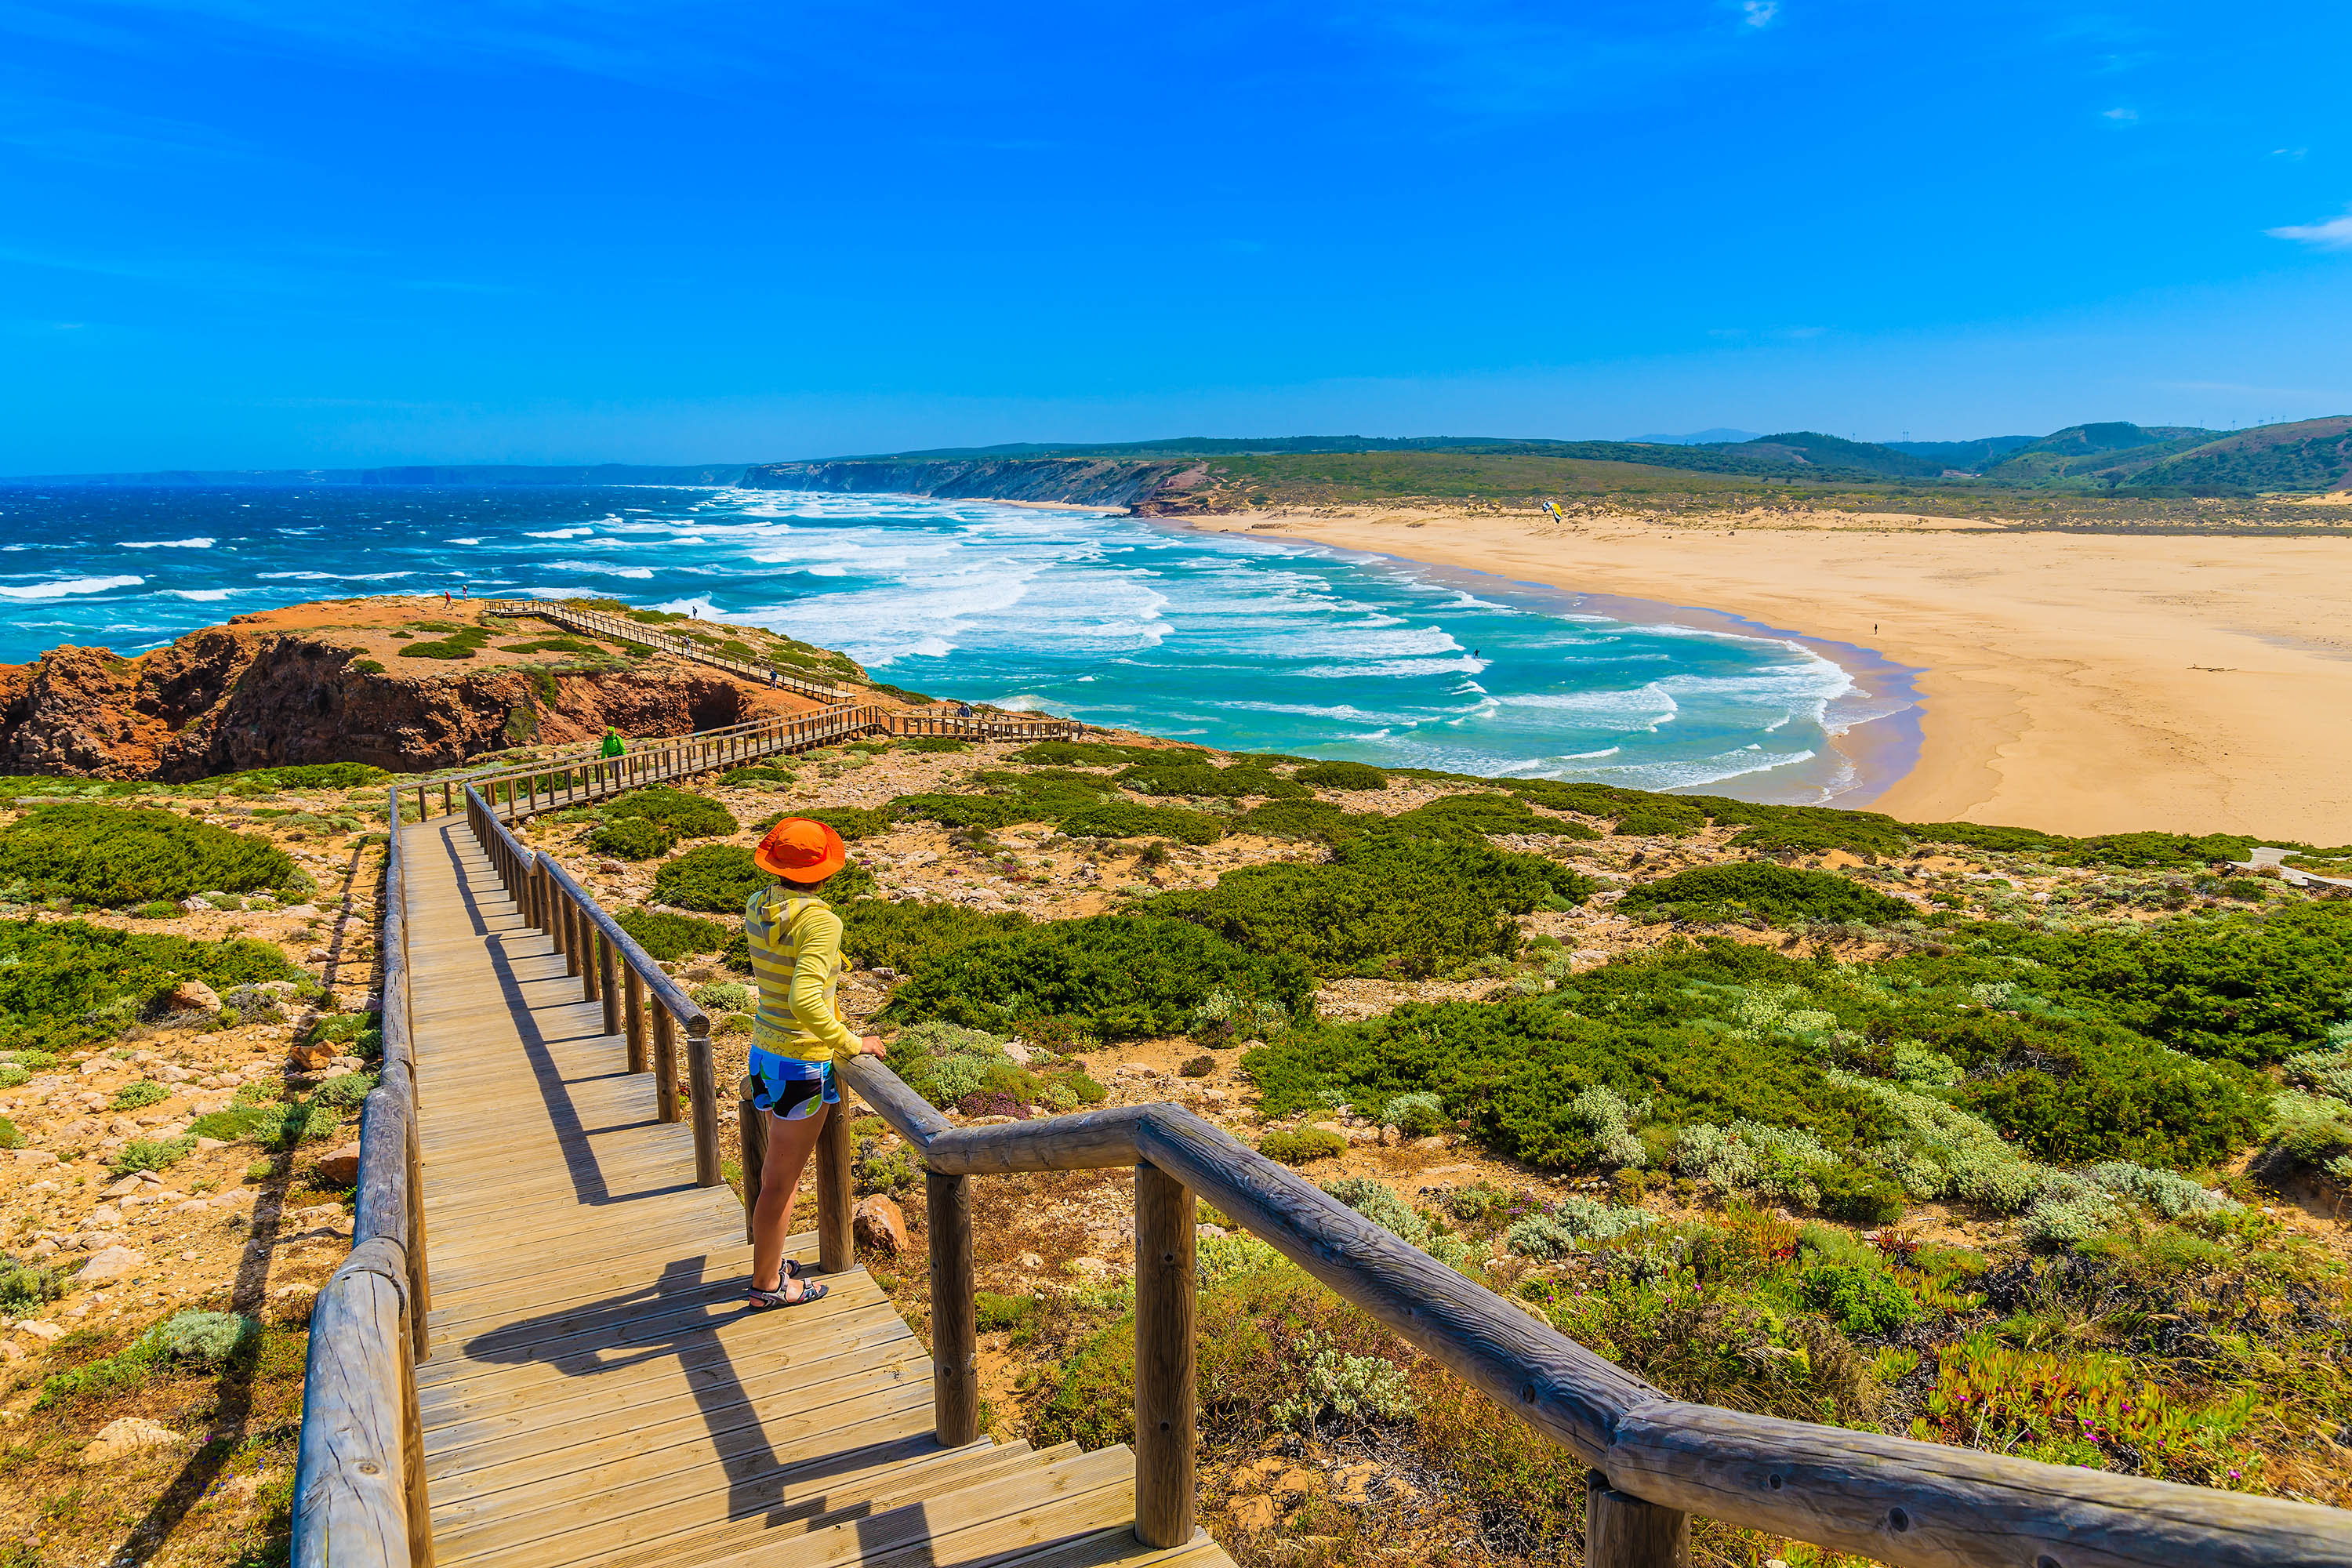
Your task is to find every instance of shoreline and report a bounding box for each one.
[1292,548,1928,808]
[1198,506,2352,842]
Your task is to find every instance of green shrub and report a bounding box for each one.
[604,786,735,839]
[1116,760,1304,799]
[310,1071,378,1110]
[1179,1054,1215,1078]
[1056,803,1225,844]
[899,737,969,753]
[111,1080,169,1110]
[111,1134,196,1176]
[0,918,299,1054]
[588,816,675,860]
[1226,800,1376,844]
[837,898,1029,973]
[976,1291,1039,1333]
[211,761,389,795]
[1320,1176,1432,1245]
[614,906,744,964]
[1258,1127,1346,1164]
[1815,1162,1908,1225]
[652,844,766,912]
[1954,1027,2264,1167]
[1147,833,1591,978]
[0,1254,65,1312]
[0,1115,20,1150]
[0,804,297,905]
[1511,781,1708,837]
[1798,1261,1919,1337]
[1294,760,1389,791]
[396,625,492,659]
[885,915,1313,1042]
[1620,863,1911,926]
[1384,793,1595,842]
[1007,741,1159,767]
[35,1309,259,1410]
[1505,1197,1654,1258]
[1380,1091,1448,1137]
[719,765,796,786]
[800,806,897,840]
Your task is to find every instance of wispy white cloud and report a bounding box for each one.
[1741,1,1777,27]
[2100,106,2137,122]
[2267,209,2352,250]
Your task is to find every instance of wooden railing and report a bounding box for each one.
[814,1059,2352,1568]
[477,600,848,701]
[464,785,725,1183]
[292,791,434,1567]
[401,702,1086,824]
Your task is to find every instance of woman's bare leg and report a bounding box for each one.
[751,1103,830,1298]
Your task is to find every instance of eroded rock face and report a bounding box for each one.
[0,627,779,779]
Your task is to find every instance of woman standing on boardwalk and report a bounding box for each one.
[739,816,887,1308]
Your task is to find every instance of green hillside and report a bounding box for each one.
[844,416,2352,502]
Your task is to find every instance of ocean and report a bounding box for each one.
[0,484,1918,801]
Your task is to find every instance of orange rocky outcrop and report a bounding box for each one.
[0,601,824,780]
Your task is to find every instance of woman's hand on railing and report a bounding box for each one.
[855,1034,887,1058]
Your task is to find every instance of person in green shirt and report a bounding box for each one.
[740,816,887,1308]
[600,728,626,759]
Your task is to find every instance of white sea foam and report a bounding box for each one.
[0,574,143,600]
[447,537,484,546]
[524,527,593,539]
[165,589,238,601]
[546,560,655,579]
[120,537,215,550]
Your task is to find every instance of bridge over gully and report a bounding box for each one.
[288,697,2352,1568]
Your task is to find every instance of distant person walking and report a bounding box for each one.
[600,728,626,759]
[740,818,887,1308]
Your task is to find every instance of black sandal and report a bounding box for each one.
[746,1279,828,1310]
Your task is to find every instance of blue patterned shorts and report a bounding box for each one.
[747,1050,837,1121]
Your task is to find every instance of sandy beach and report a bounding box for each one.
[1202,506,2352,844]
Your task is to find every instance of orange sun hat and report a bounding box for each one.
[753,817,847,883]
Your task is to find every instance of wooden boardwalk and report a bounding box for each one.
[398,813,1233,1568]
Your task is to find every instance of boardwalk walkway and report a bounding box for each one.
[397,811,1231,1568]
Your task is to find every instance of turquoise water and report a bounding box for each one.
[0,484,1917,800]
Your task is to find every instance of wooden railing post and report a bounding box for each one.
[927,1167,979,1446]
[816,1101,854,1273]
[581,924,600,1004]
[561,896,580,977]
[598,935,621,1036]
[623,970,648,1073]
[441,781,452,816]
[1585,1472,1690,1568]
[687,1026,721,1186]
[738,1075,766,1243]
[1134,1160,1196,1548]
[652,1008,679,1123]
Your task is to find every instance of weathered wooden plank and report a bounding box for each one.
[421,1329,926,1465]
[680,1445,1138,1568]
[572,1441,1046,1568]
[432,1421,959,1568]
[1586,1468,1689,1568]
[426,1395,942,1548]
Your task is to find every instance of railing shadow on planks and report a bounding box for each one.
[299,771,2352,1568]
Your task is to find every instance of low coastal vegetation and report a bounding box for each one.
[5,670,2347,1567]
[475,726,2352,1553]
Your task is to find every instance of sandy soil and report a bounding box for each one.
[1206,506,2352,844]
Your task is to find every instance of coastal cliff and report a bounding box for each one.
[0,615,792,780]
[739,456,1207,511]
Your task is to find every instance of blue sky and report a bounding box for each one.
[2,0,2347,470]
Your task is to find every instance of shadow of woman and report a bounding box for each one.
[456,1254,935,1533]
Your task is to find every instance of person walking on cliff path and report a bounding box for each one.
[600,728,626,760]
[740,817,887,1308]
